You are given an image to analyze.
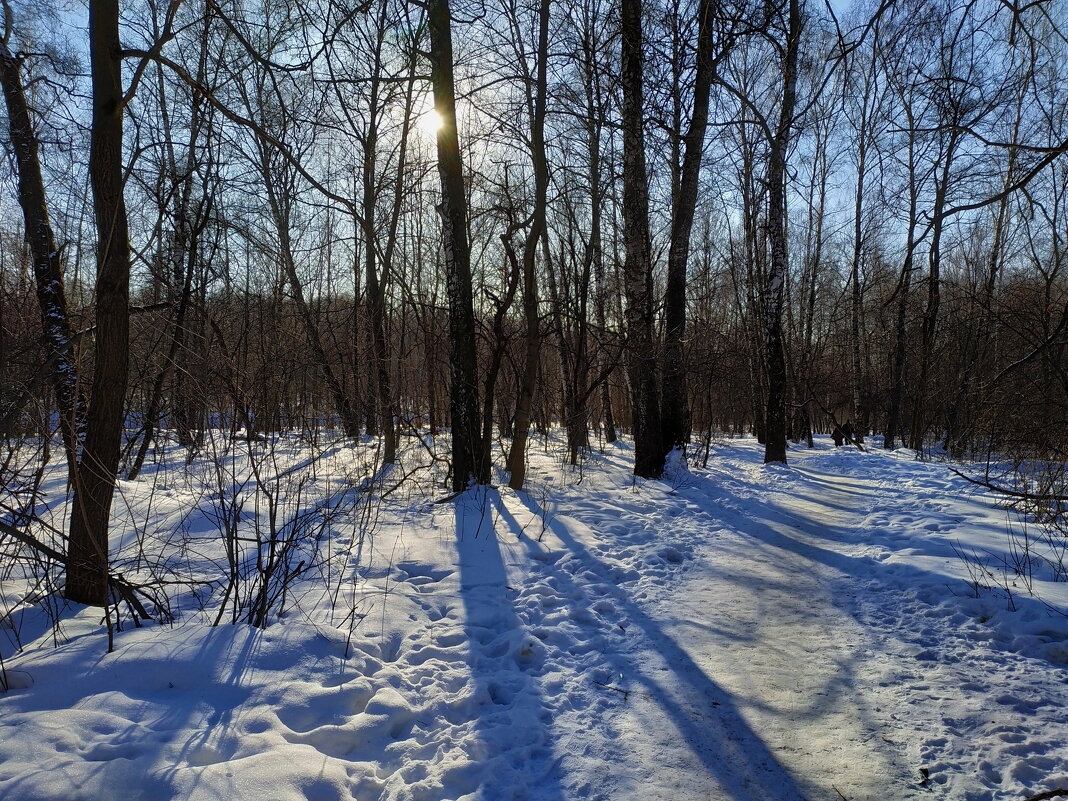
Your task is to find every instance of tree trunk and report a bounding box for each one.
[661,0,716,454]
[428,0,487,491]
[762,0,800,465]
[620,0,664,478]
[0,41,81,477]
[67,0,131,606]
[909,133,959,452]
[361,78,398,463]
[506,0,551,490]
[848,77,873,444]
[883,100,920,451]
[578,7,616,444]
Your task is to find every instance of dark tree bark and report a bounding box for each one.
[0,32,81,477]
[884,235,915,451]
[661,0,717,453]
[427,0,488,491]
[847,41,880,445]
[762,0,800,465]
[544,228,588,465]
[506,0,551,491]
[575,0,616,444]
[883,76,920,451]
[67,0,131,606]
[360,2,399,464]
[620,0,664,478]
[909,130,960,451]
[482,230,520,470]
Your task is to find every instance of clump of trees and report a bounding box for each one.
[0,0,1066,606]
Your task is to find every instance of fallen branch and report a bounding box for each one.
[1020,789,1068,801]
[0,518,155,621]
[592,679,630,701]
[950,468,1068,502]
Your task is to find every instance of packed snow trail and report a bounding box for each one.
[1,437,1066,801]
[516,441,1068,801]
[639,454,917,800]
[479,450,911,801]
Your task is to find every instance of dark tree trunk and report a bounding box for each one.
[762,0,800,465]
[0,42,81,476]
[67,0,131,606]
[909,133,958,452]
[661,0,716,454]
[506,0,551,490]
[884,249,913,450]
[620,0,664,478]
[364,20,419,466]
[577,8,616,444]
[483,233,520,473]
[428,0,487,491]
[883,105,920,451]
[848,75,874,445]
[362,80,398,463]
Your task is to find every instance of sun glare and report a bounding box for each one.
[421,109,445,135]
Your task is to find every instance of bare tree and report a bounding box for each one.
[660,0,720,455]
[761,0,801,465]
[66,0,137,605]
[505,0,551,490]
[0,2,82,477]
[427,0,488,491]
[620,0,664,478]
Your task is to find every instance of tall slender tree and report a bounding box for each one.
[67,0,134,605]
[620,0,664,478]
[506,0,551,490]
[661,0,719,454]
[0,3,81,477]
[427,0,488,491]
[761,0,801,465]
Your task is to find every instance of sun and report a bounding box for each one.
[420,108,445,135]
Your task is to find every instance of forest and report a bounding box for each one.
[0,0,1067,799]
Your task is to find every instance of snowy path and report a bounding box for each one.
[650,456,918,801]
[521,443,1068,801]
[490,450,916,801]
[658,464,909,800]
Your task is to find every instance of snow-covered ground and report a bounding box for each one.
[1,435,1066,801]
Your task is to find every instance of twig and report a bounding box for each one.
[592,679,630,701]
[1020,789,1068,801]
[950,468,1068,502]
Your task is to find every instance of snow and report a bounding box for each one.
[1,435,1066,801]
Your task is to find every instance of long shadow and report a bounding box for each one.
[0,623,271,801]
[677,462,1067,661]
[149,627,266,798]
[500,491,815,801]
[453,488,566,801]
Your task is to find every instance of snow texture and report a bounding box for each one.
[1,437,1066,801]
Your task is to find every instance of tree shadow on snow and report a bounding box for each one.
[666,460,1068,739]
[453,489,567,801]
[492,489,816,801]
